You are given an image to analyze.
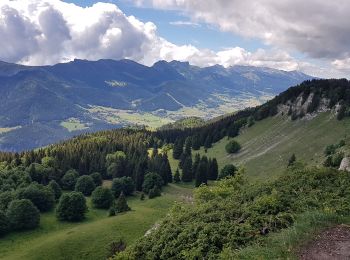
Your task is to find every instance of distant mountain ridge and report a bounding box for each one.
[0,59,312,151]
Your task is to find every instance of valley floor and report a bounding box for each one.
[0,183,192,260]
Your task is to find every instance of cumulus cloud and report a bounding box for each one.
[0,0,348,78]
[0,0,159,65]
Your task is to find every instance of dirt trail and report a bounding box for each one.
[299,225,350,260]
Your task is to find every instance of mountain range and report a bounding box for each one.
[0,59,312,151]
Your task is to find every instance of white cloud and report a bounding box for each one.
[332,58,350,71]
[169,20,200,27]
[0,0,158,65]
[0,0,348,78]
[136,0,350,61]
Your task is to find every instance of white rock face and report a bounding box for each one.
[339,157,350,172]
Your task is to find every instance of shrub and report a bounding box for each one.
[0,210,10,236]
[148,186,161,199]
[111,177,135,197]
[142,173,163,194]
[218,164,237,180]
[338,139,346,147]
[323,152,345,168]
[56,192,87,221]
[324,144,336,156]
[107,240,127,258]
[109,201,116,216]
[114,192,130,213]
[75,175,95,196]
[90,172,103,187]
[61,169,79,190]
[332,152,344,167]
[6,199,40,230]
[225,140,241,154]
[0,191,15,211]
[288,154,296,166]
[140,193,145,200]
[91,186,113,209]
[48,180,62,200]
[117,166,350,259]
[17,183,55,212]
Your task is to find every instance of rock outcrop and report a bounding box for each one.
[339,157,350,172]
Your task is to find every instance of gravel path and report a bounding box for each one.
[299,225,350,260]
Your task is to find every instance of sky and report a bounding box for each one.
[0,0,350,78]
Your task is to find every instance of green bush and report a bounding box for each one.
[142,173,163,194]
[91,186,113,209]
[225,140,241,154]
[56,192,87,222]
[324,144,335,155]
[17,183,55,212]
[323,152,344,168]
[109,201,117,216]
[75,175,95,196]
[90,172,103,187]
[61,169,79,190]
[6,199,40,230]
[332,152,344,167]
[111,177,135,197]
[48,180,62,200]
[148,186,161,199]
[0,191,15,211]
[112,192,130,214]
[0,210,10,236]
[218,164,237,180]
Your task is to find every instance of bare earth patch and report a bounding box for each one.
[299,225,350,260]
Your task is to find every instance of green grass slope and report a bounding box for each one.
[195,112,350,181]
[0,184,192,260]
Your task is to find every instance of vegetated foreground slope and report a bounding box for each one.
[0,184,192,260]
[196,112,350,181]
[112,79,350,259]
[116,166,350,259]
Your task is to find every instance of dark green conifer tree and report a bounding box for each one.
[184,137,192,156]
[191,134,201,150]
[208,158,219,180]
[193,154,200,174]
[114,192,130,213]
[195,158,208,187]
[288,154,296,166]
[181,156,193,182]
[204,135,212,149]
[172,138,184,159]
[174,168,180,183]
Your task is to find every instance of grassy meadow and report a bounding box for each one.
[0,183,192,260]
[193,112,350,181]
